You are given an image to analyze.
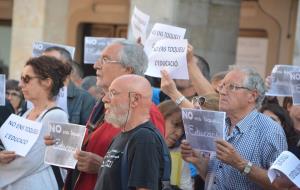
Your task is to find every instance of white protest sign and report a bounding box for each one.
[145,39,189,79]
[84,37,124,64]
[44,122,86,169]
[0,74,5,106]
[144,23,186,56]
[27,86,68,115]
[290,71,300,105]
[131,6,150,44]
[266,65,300,97]
[268,151,300,188]
[32,41,75,59]
[182,108,225,152]
[0,114,42,156]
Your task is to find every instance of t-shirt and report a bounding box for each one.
[94,121,163,190]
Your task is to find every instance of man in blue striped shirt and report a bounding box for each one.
[181,67,287,189]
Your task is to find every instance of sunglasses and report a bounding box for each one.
[191,96,206,109]
[20,75,41,84]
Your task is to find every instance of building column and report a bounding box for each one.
[9,0,69,79]
[293,0,300,66]
[128,0,241,75]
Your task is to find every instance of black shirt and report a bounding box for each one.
[94,121,163,190]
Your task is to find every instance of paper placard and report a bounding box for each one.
[0,74,5,106]
[182,109,225,152]
[268,151,300,188]
[32,41,75,59]
[44,122,86,169]
[84,37,125,64]
[131,6,150,44]
[0,114,42,156]
[290,71,300,105]
[144,23,186,56]
[145,39,189,79]
[266,65,300,97]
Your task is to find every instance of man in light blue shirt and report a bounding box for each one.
[181,67,287,190]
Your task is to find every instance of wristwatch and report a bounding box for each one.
[175,96,186,106]
[242,161,253,176]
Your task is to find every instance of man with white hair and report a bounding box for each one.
[181,67,287,189]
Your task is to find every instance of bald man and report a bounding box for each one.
[94,74,169,190]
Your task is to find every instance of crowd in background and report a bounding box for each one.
[0,38,299,190]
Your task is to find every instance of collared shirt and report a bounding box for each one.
[206,110,287,190]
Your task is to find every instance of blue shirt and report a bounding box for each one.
[206,110,287,190]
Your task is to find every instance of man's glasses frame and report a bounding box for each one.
[98,57,121,65]
[217,83,253,92]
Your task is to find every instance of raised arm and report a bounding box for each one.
[187,44,215,95]
[160,70,194,109]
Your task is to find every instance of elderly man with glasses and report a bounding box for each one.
[180,67,287,189]
[94,74,169,190]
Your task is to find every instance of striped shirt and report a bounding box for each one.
[206,110,287,190]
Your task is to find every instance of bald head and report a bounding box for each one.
[104,74,153,129]
[111,74,152,102]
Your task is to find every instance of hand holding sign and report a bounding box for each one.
[0,151,16,164]
[75,150,103,173]
[215,139,246,171]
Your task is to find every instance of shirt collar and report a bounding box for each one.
[226,109,259,134]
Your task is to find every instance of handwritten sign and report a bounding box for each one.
[32,41,75,59]
[0,74,5,106]
[131,6,150,44]
[0,114,42,156]
[145,39,189,79]
[144,23,186,56]
[266,65,300,97]
[290,71,300,105]
[182,108,225,152]
[84,37,124,64]
[268,151,300,188]
[44,122,86,168]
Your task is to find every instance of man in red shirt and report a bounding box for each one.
[63,40,165,190]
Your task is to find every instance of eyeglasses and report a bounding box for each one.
[217,83,252,92]
[192,96,206,109]
[98,57,121,65]
[20,75,41,84]
[5,91,21,98]
[107,89,121,99]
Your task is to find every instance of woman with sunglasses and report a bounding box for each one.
[0,56,71,190]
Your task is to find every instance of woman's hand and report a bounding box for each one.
[44,135,55,146]
[0,151,16,164]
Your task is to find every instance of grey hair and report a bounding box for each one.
[231,66,266,108]
[113,40,148,76]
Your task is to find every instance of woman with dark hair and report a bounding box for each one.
[0,56,71,190]
[5,79,24,114]
[260,103,300,158]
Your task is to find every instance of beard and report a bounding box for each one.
[105,103,130,127]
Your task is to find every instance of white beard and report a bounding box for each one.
[105,103,130,127]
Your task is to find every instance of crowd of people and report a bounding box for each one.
[0,38,299,190]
